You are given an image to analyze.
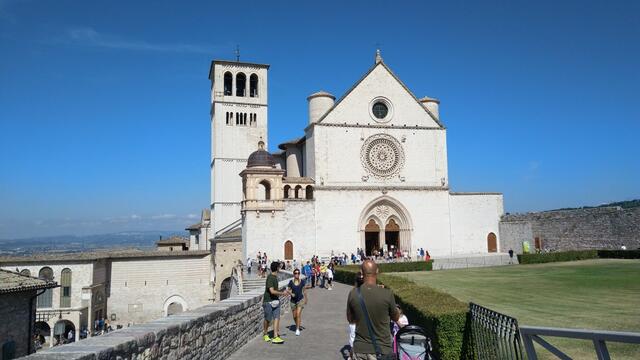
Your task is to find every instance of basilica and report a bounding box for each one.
[209,51,503,264]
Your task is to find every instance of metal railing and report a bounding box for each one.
[470,303,525,360]
[520,326,640,360]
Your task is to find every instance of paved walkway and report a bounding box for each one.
[228,282,352,360]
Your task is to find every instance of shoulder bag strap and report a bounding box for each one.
[357,287,383,356]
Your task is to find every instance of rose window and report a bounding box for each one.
[361,134,405,178]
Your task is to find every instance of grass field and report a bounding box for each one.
[395,259,640,359]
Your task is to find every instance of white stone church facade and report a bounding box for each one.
[209,52,503,262]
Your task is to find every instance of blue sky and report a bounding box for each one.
[1,0,638,239]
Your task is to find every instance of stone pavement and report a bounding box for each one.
[228,281,353,360]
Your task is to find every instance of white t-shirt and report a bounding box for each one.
[397,314,409,327]
[326,268,333,279]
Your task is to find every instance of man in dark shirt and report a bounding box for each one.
[263,261,289,344]
[346,260,399,359]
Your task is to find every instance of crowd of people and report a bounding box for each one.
[257,250,415,359]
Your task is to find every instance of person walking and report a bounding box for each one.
[508,249,514,264]
[287,269,307,336]
[263,261,290,344]
[346,260,399,359]
[326,264,334,290]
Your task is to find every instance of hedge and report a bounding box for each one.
[597,249,640,259]
[340,260,433,273]
[517,250,598,264]
[334,265,473,360]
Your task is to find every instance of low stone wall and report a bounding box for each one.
[432,253,516,270]
[500,206,640,254]
[20,276,292,360]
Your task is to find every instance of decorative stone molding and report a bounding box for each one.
[360,134,405,179]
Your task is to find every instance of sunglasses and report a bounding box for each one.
[294,272,300,275]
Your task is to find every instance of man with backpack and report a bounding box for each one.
[346,260,399,359]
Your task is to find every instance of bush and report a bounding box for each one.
[339,260,433,273]
[334,267,473,360]
[597,249,640,259]
[517,250,598,264]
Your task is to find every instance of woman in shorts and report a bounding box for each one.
[287,269,307,336]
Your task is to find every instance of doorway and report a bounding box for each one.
[487,232,497,253]
[364,219,380,256]
[385,219,400,254]
[284,240,293,260]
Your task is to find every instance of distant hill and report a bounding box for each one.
[0,231,183,256]
[552,199,640,211]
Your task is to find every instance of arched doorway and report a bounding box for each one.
[163,295,188,316]
[364,219,380,256]
[359,196,413,256]
[284,240,293,260]
[34,321,51,347]
[167,302,183,316]
[53,320,75,345]
[385,219,400,255]
[219,277,232,300]
[487,232,497,253]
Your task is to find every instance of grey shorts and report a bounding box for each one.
[263,302,281,322]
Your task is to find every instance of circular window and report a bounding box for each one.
[368,97,393,123]
[360,134,405,179]
[372,102,388,119]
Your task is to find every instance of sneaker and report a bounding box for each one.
[263,334,271,342]
[271,336,284,344]
[295,329,300,336]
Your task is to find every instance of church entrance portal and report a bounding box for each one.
[364,219,380,256]
[359,196,413,258]
[385,219,400,254]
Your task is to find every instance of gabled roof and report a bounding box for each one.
[0,269,58,294]
[313,60,444,129]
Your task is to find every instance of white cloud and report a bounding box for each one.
[150,214,177,220]
[64,26,217,54]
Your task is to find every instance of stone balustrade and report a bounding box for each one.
[20,274,293,360]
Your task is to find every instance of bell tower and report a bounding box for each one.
[208,60,270,236]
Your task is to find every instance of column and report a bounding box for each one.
[379,229,386,252]
[49,326,54,348]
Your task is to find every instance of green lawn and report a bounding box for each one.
[395,259,640,359]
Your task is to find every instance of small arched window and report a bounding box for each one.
[305,185,314,199]
[236,73,246,97]
[223,72,233,96]
[284,185,291,199]
[60,268,72,308]
[258,180,271,200]
[294,185,303,199]
[37,267,54,308]
[250,74,259,97]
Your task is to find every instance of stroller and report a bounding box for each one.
[394,325,432,360]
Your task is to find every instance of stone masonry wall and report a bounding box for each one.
[19,276,292,360]
[500,206,640,254]
[1,291,36,359]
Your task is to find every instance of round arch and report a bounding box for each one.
[53,319,75,344]
[163,295,188,317]
[284,240,293,260]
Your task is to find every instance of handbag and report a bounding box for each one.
[356,287,397,360]
[270,299,280,308]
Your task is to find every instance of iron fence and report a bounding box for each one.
[470,302,524,360]
[520,325,640,360]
